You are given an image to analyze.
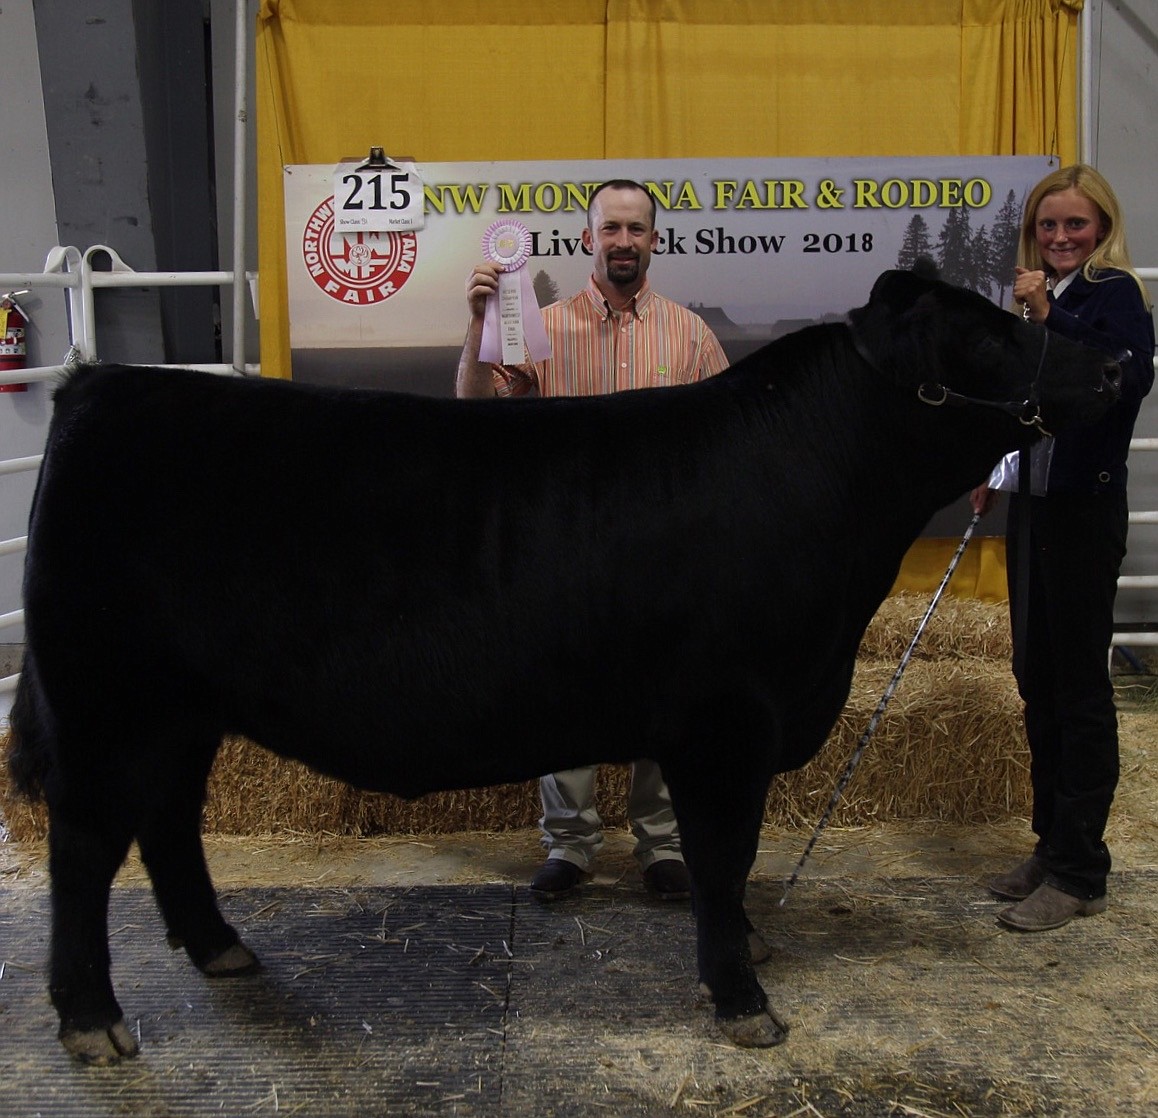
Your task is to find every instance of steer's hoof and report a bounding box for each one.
[200,941,261,977]
[61,1019,140,1065]
[747,928,773,965]
[717,1007,790,1048]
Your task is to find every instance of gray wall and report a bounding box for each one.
[0,0,65,646]
[0,0,1155,649]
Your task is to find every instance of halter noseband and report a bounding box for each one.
[917,322,1056,435]
[915,322,1051,436]
[849,314,1054,438]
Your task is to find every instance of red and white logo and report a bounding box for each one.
[301,197,418,305]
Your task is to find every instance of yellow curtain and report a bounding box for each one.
[255,0,1081,598]
[961,0,1083,158]
[605,0,1080,160]
[607,1,967,157]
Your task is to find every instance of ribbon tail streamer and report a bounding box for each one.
[479,291,504,364]
[479,267,551,364]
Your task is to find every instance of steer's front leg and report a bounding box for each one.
[690,872,789,1047]
[664,751,789,1048]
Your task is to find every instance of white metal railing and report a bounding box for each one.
[0,456,43,476]
[0,245,259,380]
[1112,432,1158,647]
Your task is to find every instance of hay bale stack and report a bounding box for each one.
[0,770,42,844]
[859,593,1013,661]
[201,736,547,836]
[771,657,1028,828]
[0,594,1028,841]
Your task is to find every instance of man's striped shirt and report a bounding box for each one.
[494,276,729,398]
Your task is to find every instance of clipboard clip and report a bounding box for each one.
[354,146,400,172]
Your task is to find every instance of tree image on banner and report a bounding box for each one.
[533,270,560,308]
[936,207,974,288]
[972,222,996,300]
[896,215,934,271]
[989,189,1023,307]
[898,200,1019,308]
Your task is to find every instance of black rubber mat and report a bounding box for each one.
[3,875,1158,1115]
[1,885,520,1116]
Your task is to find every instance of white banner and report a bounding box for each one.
[284,156,1054,394]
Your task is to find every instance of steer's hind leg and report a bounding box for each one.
[664,749,788,1049]
[47,803,140,1064]
[135,736,260,977]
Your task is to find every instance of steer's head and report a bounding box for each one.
[848,269,1121,441]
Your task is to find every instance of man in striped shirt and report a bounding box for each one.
[455,179,729,903]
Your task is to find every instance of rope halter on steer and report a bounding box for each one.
[914,323,1053,437]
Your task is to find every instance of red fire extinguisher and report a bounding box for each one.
[0,291,30,393]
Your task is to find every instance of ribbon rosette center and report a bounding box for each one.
[484,221,533,272]
[479,220,551,365]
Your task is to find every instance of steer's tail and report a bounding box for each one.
[6,647,52,801]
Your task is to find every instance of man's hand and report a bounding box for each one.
[467,262,503,320]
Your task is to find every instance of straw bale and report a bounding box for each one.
[0,652,1028,842]
[0,765,45,844]
[858,593,1012,661]
[200,736,547,837]
[769,657,1029,828]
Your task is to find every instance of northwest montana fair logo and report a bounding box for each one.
[301,197,418,304]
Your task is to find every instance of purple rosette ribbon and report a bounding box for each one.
[479,220,551,365]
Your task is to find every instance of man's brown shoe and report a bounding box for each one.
[997,883,1108,932]
[987,856,1045,901]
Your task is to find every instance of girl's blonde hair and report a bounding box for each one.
[1019,163,1152,308]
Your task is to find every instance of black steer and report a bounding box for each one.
[8,270,1119,1063]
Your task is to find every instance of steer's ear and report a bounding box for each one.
[864,269,939,316]
[849,275,945,386]
[911,255,940,281]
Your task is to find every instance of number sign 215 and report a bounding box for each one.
[332,168,425,233]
